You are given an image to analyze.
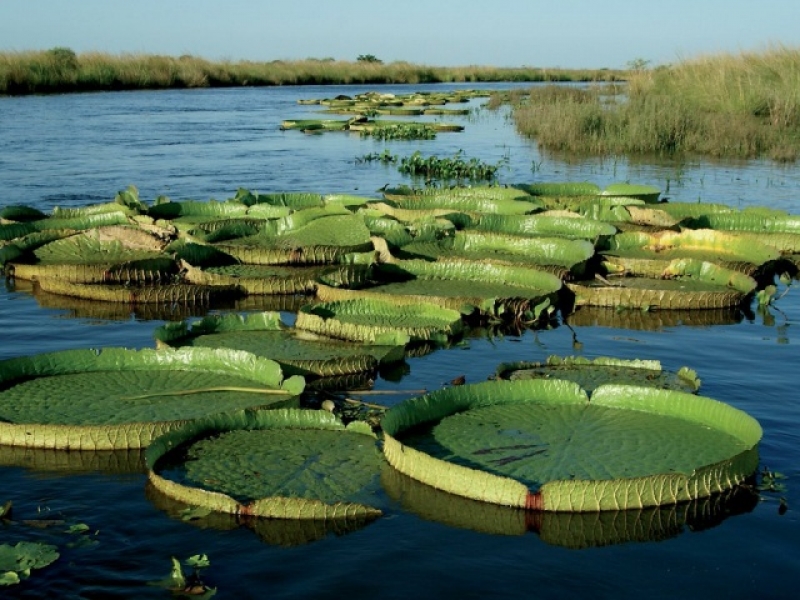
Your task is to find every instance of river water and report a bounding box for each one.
[0,84,798,599]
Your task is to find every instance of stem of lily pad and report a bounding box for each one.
[343,397,388,410]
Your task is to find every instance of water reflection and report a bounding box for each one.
[0,446,146,475]
[144,480,378,547]
[381,467,758,549]
[564,306,744,330]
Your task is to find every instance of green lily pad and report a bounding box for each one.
[0,347,304,449]
[317,258,562,319]
[381,378,761,511]
[600,183,661,203]
[155,312,405,378]
[146,409,383,520]
[295,298,462,344]
[567,259,757,310]
[495,355,700,393]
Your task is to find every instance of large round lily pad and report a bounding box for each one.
[316,259,562,320]
[495,355,700,393]
[567,259,757,310]
[295,297,463,344]
[155,311,405,378]
[0,347,304,449]
[146,408,383,520]
[381,379,761,511]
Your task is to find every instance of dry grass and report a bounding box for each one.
[0,48,623,95]
[504,45,800,162]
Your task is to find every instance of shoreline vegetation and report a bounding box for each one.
[0,48,621,95]
[3,46,797,162]
[492,45,800,162]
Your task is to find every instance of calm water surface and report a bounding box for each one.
[1,84,799,599]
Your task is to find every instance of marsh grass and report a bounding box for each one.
[504,46,800,161]
[0,49,621,95]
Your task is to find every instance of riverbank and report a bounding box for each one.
[496,45,800,162]
[0,48,623,95]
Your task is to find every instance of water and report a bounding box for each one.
[1,84,799,598]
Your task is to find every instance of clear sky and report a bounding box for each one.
[1,0,798,69]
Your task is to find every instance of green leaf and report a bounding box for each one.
[149,556,185,590]
[185,554,211,569]
[0,571,21,586]
[0,541,59,577]
[66,523,91,534]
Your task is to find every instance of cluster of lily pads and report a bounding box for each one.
[281,89,483,137]
[2,176,795,558]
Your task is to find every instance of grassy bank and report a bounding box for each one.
[0,48,622,95]
[499,45,800,162]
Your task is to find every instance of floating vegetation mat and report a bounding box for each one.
[381,379,761,511]
[146,409,384,520]
[0,347,304,449]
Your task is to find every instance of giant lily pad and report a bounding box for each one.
[383,188,541,215]
[0,347,304,449]
[295,298,463,344]
[475,213,616,241]
[567,259,757,310]
[315,258,562,319]
[600,183,661,203]
[600,229,780,276]
[399,231,595,277]
[154,311,405,378]
[180,261,335,296]
[215,213,374,266]
[495,355,700,393]
[381,378,761,511]
[146,409,383,520]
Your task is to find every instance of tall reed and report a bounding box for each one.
[0,49,623,95]
[505,45,800,161]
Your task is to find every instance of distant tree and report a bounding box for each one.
[46,47,78,70]
[626,58,651,71]
[357,54,383,64]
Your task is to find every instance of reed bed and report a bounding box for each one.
[503,45,800,162]
[0,48,622,95]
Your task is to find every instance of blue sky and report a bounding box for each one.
[1,0,798,69]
